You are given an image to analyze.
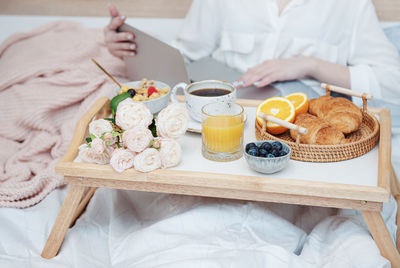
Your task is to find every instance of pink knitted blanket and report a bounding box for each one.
[0,21,126,208]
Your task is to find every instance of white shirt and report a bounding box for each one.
[173,0,400,105]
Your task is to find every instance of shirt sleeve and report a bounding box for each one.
[348,0,400,104]
[171,0,221,61]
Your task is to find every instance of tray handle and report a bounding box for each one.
[258,112,308,144]
[320,83,373,113]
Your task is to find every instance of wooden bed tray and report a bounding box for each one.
[41,97,400,267]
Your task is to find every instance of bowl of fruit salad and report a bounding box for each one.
[244,140,291,174]
[117,79,170,114]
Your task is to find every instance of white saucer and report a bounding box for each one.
[187,112,248,134]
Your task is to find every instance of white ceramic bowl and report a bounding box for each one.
[244,140,291,174]
[117,81,171,114]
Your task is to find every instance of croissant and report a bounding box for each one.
[309,96,362,134]
[290,113,347,145]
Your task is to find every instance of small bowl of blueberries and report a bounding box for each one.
[244,140,291,174]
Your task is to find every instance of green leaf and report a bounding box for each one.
[85,137,92,143]
[110,93,131,117]
[116,136,121,148]
[149,118,157,137]
[90,133,96,140]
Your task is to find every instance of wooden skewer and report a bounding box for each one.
[258,112,308,135]
[91,58,122,88]
[321,83,373,100]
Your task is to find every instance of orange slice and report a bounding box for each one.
[256,97,295,135]
[285,92,309,115]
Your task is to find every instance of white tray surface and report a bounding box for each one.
[176,107,379,187]
[75,106,379,188]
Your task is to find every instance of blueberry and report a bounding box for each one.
[271,141,283,151]
[246,143,257,152]
[266,154,275,158]
[260,142,272,152]
[247,147,258,157]
[271,148,280,157]
[279,150,287,157]
[259,148,268,157]
[127,88,136,97]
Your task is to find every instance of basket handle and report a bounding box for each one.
[320,83,373,113]
[258,112,308,144]
[321,83,373,99]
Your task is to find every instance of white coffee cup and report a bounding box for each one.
[170,80,237,122]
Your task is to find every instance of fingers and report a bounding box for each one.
[239,68,272,87]
[111,49,136,58]
[107,32,135,43]
[108,4,120,18]
[107,5,124,31]
[104,5,136,58]
[104,30,136,58]
[242,73,264,87]
[238,65,266,87]
[237,60,281,88]
[108,15,126,31]
[109,42,137,56]
[110,42,136,51]
[255,74,280,87]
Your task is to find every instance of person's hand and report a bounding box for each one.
[237,56,314,88]
[104,5,136,58]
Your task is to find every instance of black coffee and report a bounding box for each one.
[190,88,231,97]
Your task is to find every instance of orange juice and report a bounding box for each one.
[202,115,244,153]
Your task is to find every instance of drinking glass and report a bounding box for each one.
[201,102,244,161]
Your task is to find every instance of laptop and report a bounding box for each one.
[118,23,280,100]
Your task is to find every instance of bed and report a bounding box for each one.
[0,1,400,267]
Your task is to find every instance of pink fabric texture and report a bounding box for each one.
[0,21,126,208]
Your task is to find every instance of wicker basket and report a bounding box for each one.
[255,84,380,162]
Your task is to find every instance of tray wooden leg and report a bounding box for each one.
[70,187,97,228]
[390,165,400,251]
[41,183,86,259]
[362,210,400,267]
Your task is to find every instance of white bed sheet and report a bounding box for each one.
[0,15,399,268]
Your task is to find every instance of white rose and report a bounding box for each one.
[122,126,153,153]
[116,98,153,130]
[78,144,111,164]
[134,148,161,172]
[110,148,136,173]
[156,103,189,139]
[159,138,182,168]
[89,119,113,138]
[91,138,105,154]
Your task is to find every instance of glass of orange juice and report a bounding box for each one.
[201,102,244,161]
